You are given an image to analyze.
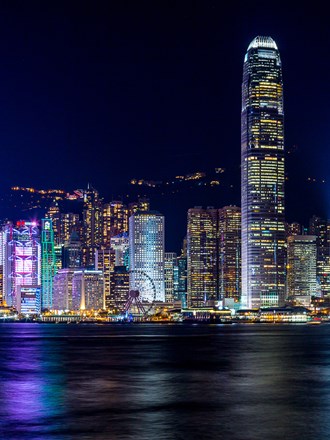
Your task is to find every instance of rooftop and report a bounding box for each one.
[247,36,278,51]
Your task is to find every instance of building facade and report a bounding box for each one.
[3,221,41,310]
[129,211,165,302]
[219,206,241,301]
[187,207,218,308]
[241,36,286,308]
[41,218,56,309]
[287,235,317,302]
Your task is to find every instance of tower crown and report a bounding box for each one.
[247,36,278,51]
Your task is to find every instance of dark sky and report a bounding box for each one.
[1,0,330,246]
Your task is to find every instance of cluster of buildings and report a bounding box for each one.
[0,36,328,320]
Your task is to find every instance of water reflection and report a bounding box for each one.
[0,324,329,439]
[0,324,67,439]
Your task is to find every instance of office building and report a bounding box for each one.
[241,36,286,308]
[95,248,115,309]
[52,268,75,310]
[129,211,165,302]
[187,207,218,307]
[41,218,56,309]
[164,252,178,303]
[3,221,41,309]
[109,266,129,312]
[82,186,103,267]
[309,216,330,296]
[287,235,317,303]
[219,206,241,301]
[62,230,82,269]
[72,269,104,310]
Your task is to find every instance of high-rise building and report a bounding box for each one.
[62,231,83,269]
[308,216,330,296]
[0,230,5,305]
[72,269,104,310]
[241,36,286,308]
[164,252,178,303]
[129,211,165,302]
[41,219,56,309]
[53,268,75,310]
[102,201,128,247]
[82,186,103,267]
[177,254,187,307]
[287,235,317,303]
[187,207,218,308]
[60,213,80,244]
[110,233,129,267]
[95,248,115,309]
[110,266,129,312]
[219,206,241,301]
[17,286,41,315]
[46,201,61,244]
[3,221,41,309]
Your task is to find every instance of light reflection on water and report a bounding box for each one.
[0,323,330,439]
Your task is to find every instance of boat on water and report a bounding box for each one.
[307,318,322,325]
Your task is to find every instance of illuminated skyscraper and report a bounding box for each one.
[219,206,241,301]
[0,230,4,305]
[164,252,178,303]
[72,269,104,310]
[110,233,129,267]
[95,248,115,309]
[83,186,103,267]
[60,213,80,244]
[41,218,56,309]
[46,201,61,244]
[62,230,82,269]
[110,266,129,312]
[241,36,285,308]
[4,221,41,309]
[309,216,330,296]
[287,235,317,302]
[102,201,128,246]
[129,211,165,301]
[187,207,218,307]
[53,268,74,310]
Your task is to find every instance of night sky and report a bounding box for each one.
[1,1,330,249]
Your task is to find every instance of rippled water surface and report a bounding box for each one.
[0,323,330,439]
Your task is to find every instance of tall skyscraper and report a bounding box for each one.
[110,266,129,312]
[187,207,218,308]
[102,201,128,247]
[72,269,104,310]
[95,248,115,309]
[4,221,41,309]
[62,230,83,269]
[53,268,74,310]
[129,211,165,302]
[82,186,103,267]
[241,36,286,308]
[219,206,241,301]
[309,215,330,296]
[164,252,178,303]
[287,235,317,302]
[0,230,5,305]
[60,213,80,244]
[41,218,56,309]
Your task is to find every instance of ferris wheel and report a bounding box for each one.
[124,270,157,315]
